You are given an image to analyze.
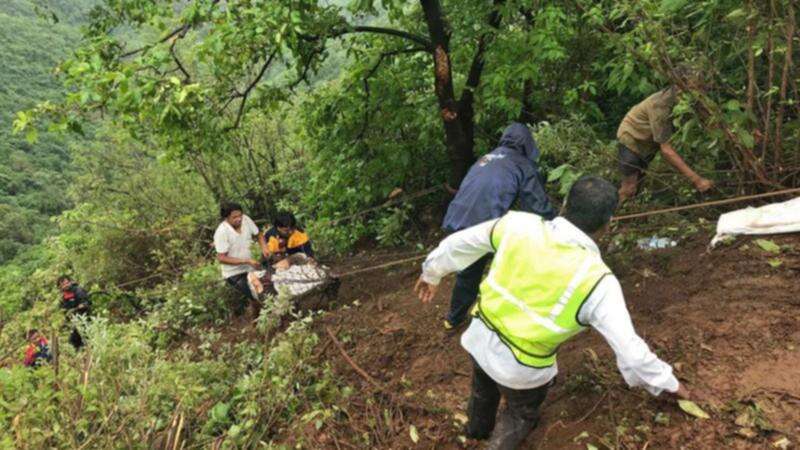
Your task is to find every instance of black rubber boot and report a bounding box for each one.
[465,359,501,440]
[484,411,538,450]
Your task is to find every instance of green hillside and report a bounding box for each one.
[0,0,94,263]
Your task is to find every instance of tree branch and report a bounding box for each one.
[459,0,504,111]
[170,39,191,81]
[224,49,280,132]
[288,49,323,91]
[356,46,426,139]
[119,0,221,58]
[121,24,190,58]
[325,25,433,50]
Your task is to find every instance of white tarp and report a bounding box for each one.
[711,196,800,246]
[247,259,331,300]
[272,263,329,297]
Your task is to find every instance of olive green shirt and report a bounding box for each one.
[616,88,677,159]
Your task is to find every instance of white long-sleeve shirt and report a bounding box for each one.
[421,217,679,394]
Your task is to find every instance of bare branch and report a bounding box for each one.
[459,0,504,109]
[224,49,280,132]
[316,25,432,51]
[119,0,221,58]
[121,24,190,58]
[170,39,191,81]
[356,46,426,139]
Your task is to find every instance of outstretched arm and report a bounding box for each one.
[580,276,681,396]
[659,143,713,192]
[416,219,496,302]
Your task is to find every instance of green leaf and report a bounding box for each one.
[678,400,710,419]
[723,99,741,111]
[660,0,688,13]
[573,431,590,442]
[25,128,38,144]
[755,239,781,253]
[409,425,419,443]
[725,8,746,21]
[768,258,783,268]
[210,402,230,421]
[587,444,599,450]
[547,164,569,182]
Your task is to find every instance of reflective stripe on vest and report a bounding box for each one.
[475,212,610,368]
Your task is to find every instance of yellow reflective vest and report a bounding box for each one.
[475,212,611,368]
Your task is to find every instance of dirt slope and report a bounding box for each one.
[303,233,800,449]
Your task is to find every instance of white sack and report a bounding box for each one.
[711,196,800,246]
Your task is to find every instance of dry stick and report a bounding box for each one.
[762,0,777,162]
[573,392,608,425]
[52,330,60,382]
[172,413,185,450]
[612,187,800,221]
[76,405,119,450]
[746,0,757,114]
[774,0,796,165]
[325,327,433,415]
[325,327,381,388]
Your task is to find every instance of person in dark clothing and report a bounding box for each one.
[23,329,52,368]
[260,212,315,265]
[58,275,91,350]
[440,122,556,330]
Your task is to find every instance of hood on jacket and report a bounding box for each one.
[496,122,540,162]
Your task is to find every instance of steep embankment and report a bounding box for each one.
[297,232,800,449]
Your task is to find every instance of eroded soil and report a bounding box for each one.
[297,232,800,449]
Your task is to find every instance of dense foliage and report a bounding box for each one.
[2,0,799,448]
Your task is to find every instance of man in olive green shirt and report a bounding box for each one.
[616,87,713,203]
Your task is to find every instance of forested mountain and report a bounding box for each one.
[0,0,96,263]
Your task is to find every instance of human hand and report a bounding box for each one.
[414,277,439,303]
[694,177,714,193]
[248,259,261,269]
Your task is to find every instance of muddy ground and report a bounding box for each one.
[292,230,800,450]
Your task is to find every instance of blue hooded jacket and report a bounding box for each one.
[442,122,556,233]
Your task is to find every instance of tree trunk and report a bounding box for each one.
[774,0,796,167]
[746,0,757,115]
[760,0,777,162]
[420,0,504,188]
[420,0,475,188]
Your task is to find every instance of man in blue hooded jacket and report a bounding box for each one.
[441,122,556,330]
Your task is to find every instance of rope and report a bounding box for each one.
[317,184,446,227]
[332,254,426,278]
[612,187,800,221]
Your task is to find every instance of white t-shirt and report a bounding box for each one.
[213,215,260,279]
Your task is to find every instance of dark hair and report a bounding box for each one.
[273,211,297,229]
[563,176,618,234]
[220,202,243,219]
[56,275,71,286]
[27,328,39,339]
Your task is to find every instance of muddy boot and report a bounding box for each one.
[484,410,538,450]
[465,359,501,440]
[486,379,550,450]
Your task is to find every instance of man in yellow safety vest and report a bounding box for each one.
[415,176,689,449]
